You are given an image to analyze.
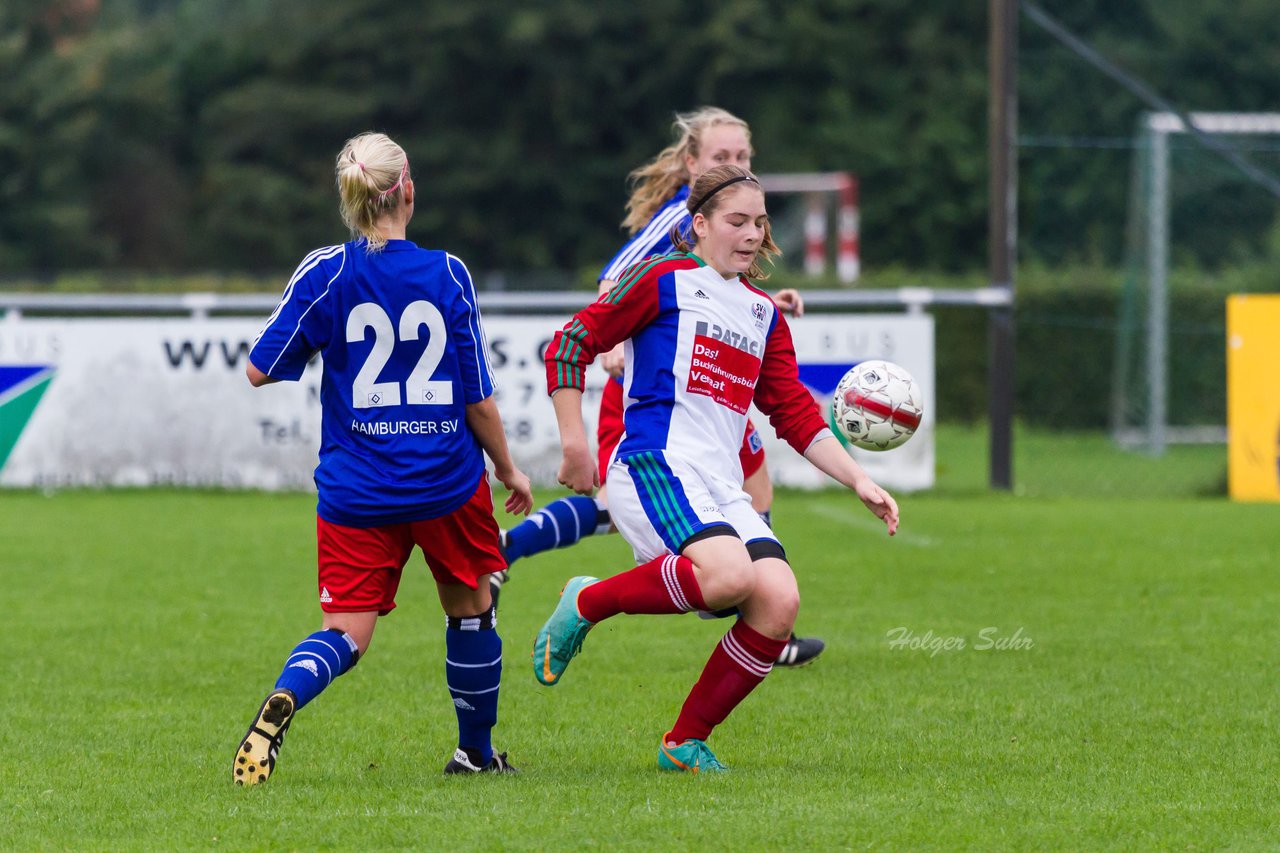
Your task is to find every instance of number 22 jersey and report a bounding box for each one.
[250,240,495,527]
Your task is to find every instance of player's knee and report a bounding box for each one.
[693,556,756,606]
[748,548,799,627]
[774,587,800,627]
[322,619,374,657]
[722,566,757,604]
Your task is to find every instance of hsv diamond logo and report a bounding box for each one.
[0,365,55,472]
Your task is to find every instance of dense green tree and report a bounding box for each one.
[0,0,1275,279]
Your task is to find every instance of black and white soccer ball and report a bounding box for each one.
[830,360,923,451]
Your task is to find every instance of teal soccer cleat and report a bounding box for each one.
[532,576,598,686]
[658,734,728,774]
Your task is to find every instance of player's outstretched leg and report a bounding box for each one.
[231,628,359,785]
[533,554,710,686]
[532,576,599,686]
[658,733,729,774]
[233,689,296,786]
[502,496,610,567]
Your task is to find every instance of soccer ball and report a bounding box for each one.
[830,360,923,451]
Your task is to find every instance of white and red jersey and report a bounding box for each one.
[547,253,831,491]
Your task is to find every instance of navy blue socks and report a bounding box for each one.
[274,628,359,710]
[503,495,609,565]
[445,607,502,765]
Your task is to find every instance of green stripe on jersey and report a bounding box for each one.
[631,452,693,545]
[606,254,683,304]
[553,322,590,388]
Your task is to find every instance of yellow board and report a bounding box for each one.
[1227,294,1280,501]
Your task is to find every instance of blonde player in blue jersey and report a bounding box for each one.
[496,107,825,666]
[232,132,533,784]
[535,164,899,773]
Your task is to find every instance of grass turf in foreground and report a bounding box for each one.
[1,479,1277,849]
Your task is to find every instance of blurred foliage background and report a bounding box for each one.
[2,0,1277,280]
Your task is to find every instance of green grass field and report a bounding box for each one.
[2,426,1277,850]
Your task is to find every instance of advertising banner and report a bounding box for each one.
[1227,294,1280,501]
[0,312,933,491]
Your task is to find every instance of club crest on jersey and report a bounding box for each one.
[751,302,767,328]
[694,320,760,356]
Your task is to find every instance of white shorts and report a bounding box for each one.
[606,450,778,564]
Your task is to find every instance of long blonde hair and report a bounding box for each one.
[335,132,410,252]
[621,107,751,235]
[674,164,781,281]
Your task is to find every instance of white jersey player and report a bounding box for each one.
[534,165,899,774]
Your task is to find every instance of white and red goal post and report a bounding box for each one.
[759,172,860,282]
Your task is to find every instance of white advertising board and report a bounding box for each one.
[0,313,932,491]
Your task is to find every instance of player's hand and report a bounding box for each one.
[773,288,805,318]
[855,478,899,536]
[495,465,534,516]
[557,445,599,495]
[599,343,626,379]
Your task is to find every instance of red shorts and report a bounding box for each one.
[596,378,766,483]
[596,378,627,483]
[315,474,506,615]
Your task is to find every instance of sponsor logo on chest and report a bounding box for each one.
[694,320,760,357]
[688,321,761,415]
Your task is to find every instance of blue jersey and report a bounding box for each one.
[598,186,692,284]
[250,240,495,527]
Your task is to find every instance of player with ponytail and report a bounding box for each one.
[232,132,532,784]
[497,108,826,667]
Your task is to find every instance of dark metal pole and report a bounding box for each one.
[988,0,1017,490]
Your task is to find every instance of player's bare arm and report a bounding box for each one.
[803,435,900,535]
[464,397,534,516]
[245,362,280,387]
[550,387,598,494]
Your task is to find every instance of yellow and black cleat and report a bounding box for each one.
[232,689,296,786]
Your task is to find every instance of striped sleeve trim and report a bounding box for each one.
[605,253,684,304]
[253,244,344,347]
[264,245,345,376]
[552,319,590,390]
[446,253,495,396]
[600,202,688,282]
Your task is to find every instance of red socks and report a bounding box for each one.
[668,620,788,745]
[577,554,707,623]
[575,555,786,745]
